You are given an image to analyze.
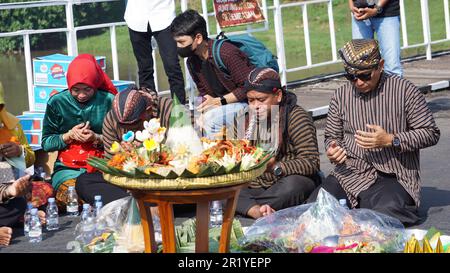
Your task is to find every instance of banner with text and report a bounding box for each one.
[213,0,265,28]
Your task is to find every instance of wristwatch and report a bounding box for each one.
[392,135,401,148]
[375,3,383,15]
[273,163,283,177]
[220,96,227,105]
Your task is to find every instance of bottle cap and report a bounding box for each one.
[83,203,90,210]
[27,202,33,209]
[48,197,55,203]
[68,186,75,190]
[339,199,347,206]
[212,200,221,209]
[30,208,38,215]
[94,195,101,201]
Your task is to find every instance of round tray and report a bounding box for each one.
[103,165,266,190]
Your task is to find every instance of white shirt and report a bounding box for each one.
[124,0,176,32]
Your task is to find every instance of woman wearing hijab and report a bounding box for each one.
[41,54,117,208]
[75,87,173,205]
[232,68,321,219]
[0,82,36,246]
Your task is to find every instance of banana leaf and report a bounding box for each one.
[227,162,241,174]
[165,170,179,179]
[248,152,274,171]
[179,169,197,178]
[135,167,166,179]
[87,157,113,174]
[197,165,214,177]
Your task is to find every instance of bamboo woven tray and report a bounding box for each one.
[103,164,266,190]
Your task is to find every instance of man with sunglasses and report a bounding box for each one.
[308,39,440,226]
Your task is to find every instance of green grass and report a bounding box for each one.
[75,0,450,87]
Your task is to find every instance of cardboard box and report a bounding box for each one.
[33,54,106,86]
[33,85,66,111]
[17,112,45,131]
[112,80,135,92]
[24,130,42,146]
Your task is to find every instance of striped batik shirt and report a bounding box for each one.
[234,104,320,188]
[102,96,173,159]
[325,73,440,208]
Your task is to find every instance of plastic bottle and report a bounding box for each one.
[28,208,42,243]
[24,202,33,236]
[93,195,102,218]
[46,197,59,231]
[210,200,223,228]
[81,203,92,222]
[339,199,348,208]
[80,204,95,244]
[66,186,79,217]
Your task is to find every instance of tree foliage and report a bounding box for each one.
[0,0,125,53]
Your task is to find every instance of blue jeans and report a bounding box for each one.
[352,15,402,77]
[201,102,248,138]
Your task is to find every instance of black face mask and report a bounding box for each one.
[177,43,195,58]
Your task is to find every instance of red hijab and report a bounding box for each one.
[66,54,117,95]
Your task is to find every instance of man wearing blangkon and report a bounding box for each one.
[308,39,440,226]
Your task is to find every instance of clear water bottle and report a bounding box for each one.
[93,195,102,218]
[80,205,95,244]
[210,200,223,228]
[28,208,42,243]
[81,203,92,222]
[66,186,79,217]
[339,199,348,208]
[46,197,59,231]
[24,202,33,236]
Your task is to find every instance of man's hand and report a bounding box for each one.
[354,7,378,20]
[355,124,393,149]
[326,140,347,164]
[6,175,32,198]
[265,157,277,173]
[0,142,22,158]
[196,95,221,112]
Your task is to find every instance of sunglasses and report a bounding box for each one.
[344,71,373,82]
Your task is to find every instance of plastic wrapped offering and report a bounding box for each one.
[239,189,406,253]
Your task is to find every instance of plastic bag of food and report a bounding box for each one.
[75,196,160,253]
[238,203,313,252]
[115,198,145,252]
[239,188,406,253]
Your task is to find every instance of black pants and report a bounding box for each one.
[0,197,27,227]
[307,173,420,226]
[128,25,186,104]
[75,172,130,205]
[236,175,317,216]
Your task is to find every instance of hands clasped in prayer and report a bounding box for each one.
[63,121,97,144]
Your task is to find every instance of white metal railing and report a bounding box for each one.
[1,0,450,112]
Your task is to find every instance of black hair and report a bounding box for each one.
[170,9,209,41]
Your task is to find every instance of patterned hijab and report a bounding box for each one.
[112,86,158,124]
[338,39,381,74]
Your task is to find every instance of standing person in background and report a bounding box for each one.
[125,0,186,104]
[349,0,402,76]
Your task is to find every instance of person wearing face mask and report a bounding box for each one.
[41,54,117,209]
[170,9,255,139]
[307,39,440,226]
